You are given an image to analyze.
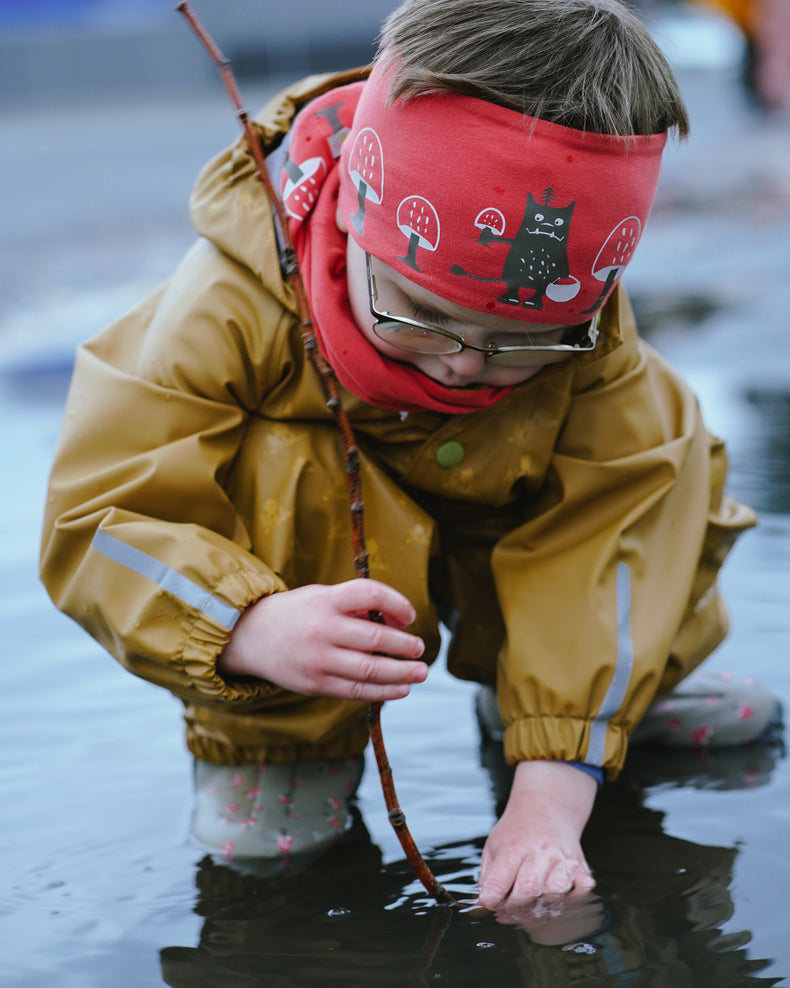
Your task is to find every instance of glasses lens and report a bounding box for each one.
[484,349,557,367]
[373,321,460,354]
[484,318,598,365]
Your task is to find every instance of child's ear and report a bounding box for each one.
[335,205,348,233]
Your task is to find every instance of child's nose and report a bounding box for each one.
[437,346,487,376]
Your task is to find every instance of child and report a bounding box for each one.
[40,0,769,910]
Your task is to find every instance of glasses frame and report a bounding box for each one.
[365,253,600,359]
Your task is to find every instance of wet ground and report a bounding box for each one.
[1,15,790,987]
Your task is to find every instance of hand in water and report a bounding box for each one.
[477,761,597,909]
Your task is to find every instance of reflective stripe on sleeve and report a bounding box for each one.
[586,561,634,767]
[92,529,242,631]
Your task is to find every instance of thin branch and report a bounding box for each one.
[177,2,455,907]
[369,700,456,905]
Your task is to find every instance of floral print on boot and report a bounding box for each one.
[631,671,783,747]
[191,756,364,861]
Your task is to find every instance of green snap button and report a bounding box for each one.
[436,440,465,468]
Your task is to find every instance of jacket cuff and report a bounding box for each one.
[504,715,628,780]
[179,566,287,704]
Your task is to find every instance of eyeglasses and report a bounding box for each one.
[365,253,599,367]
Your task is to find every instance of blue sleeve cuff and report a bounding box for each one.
[566,761,604,786]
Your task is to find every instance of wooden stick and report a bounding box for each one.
[177,2,455,907]
[368,700,456,905]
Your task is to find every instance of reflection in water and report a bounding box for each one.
[620,734,786,792]
[159,736,785,987]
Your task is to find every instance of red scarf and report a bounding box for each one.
[285,85,512,414]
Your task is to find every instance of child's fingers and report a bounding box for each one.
[497,856,594,908]
[333,614,425,660]
[306,674,415,703]
[330,578,418,628]
[289,642,427,699]
[530,861,574,898]
[477,862,519,910]
[332,649,428,687]
[538,857,595,898]
[296,649,428,699]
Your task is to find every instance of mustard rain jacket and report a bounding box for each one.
[40,69,755,776]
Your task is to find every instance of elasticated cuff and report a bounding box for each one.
[178,566,288,704]
[504,714,628,780]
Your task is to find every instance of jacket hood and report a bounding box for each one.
[189,68,369,314]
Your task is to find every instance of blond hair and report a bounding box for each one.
[378,0,689,138]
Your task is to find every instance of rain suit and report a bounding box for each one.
[40,69,756,778]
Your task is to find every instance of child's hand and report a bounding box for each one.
[218,579,428,701]
[477,760,597,911]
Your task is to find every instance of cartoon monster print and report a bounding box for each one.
[452,189,575,310]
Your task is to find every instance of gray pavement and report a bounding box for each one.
[0,80,279,376]
[0,0,392,105]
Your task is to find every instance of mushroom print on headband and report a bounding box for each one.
[337,62,667,325]
[396,196,440,271]
[347,127,384,236]
[585,217,642,313]
[282,99,352,220]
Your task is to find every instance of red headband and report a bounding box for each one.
[336,62,667,324]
